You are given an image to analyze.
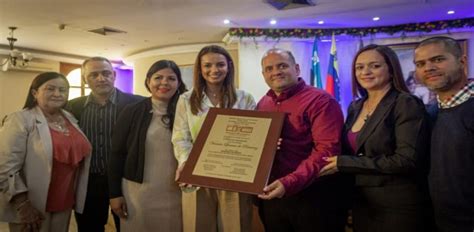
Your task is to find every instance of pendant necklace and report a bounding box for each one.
[51,121,65,130]
[206,88,221,106]
[364,101,374,123]
[364,113,370,123]
[47,115,70,135]
[207,90,218,98]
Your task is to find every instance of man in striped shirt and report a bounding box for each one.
[68,57,143,232]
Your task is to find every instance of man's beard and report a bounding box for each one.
[426,68,464,92]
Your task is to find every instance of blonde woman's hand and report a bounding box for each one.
[175,162,197,192]
[174,161,186,182]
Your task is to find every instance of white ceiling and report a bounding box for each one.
[1,0,473,62]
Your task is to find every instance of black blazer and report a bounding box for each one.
[337,88,430,187]
[108,98,154,198]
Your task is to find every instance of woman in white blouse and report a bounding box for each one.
[172,45,256,232]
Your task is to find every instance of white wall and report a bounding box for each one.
[127,43,239,96]
[1,31,473,120]
[0,63,60,119]
[132,51,198,96]
[237,31,474,115]
[238,41,314,101]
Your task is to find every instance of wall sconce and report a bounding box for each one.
[1,27,33,69]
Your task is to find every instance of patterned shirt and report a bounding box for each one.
[172,89,256,165]
[79,90,117,174]
[438,79,474,109]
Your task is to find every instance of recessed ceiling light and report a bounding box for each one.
[223,19,230,24]
[318,20,324,25]
[373,17,380,21]
[270,19,277,25]
[447,10,455,14]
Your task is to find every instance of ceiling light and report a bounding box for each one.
[223,19,230,24]
[372,17,380,21]
[447,10,455,14]
[318,20,324,25]
[270,19,277,25]
[1,26,32,70]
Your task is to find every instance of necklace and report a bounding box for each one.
[205,86,222,97]
[206,90,219,98]
[206,90,222,107]
[46,115,70,135]
[363,87,391,123]
[364,114,371,123]
[50,121,65,130]
[363,100,376,123]
[205,88,222,105]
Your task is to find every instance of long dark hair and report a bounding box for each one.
[23,72,69,109]
[190,45,237,115]
[351,44,409,98]
[145,60,187,130]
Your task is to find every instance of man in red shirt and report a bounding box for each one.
[257,48,347,232]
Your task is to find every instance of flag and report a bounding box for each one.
[311,37,322,88]
[325,33,340,101]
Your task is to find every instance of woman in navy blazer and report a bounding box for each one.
[320,44,433,232]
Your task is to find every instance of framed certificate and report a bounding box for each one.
[178,108,285,195]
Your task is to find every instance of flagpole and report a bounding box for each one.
[311,37,322,88]
[325,33,340,101]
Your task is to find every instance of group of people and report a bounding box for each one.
[0,35,471,232]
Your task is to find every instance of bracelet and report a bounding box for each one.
[15,199,30,211]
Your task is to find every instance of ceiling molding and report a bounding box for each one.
[123,42,238,65]
[2,0,472,59]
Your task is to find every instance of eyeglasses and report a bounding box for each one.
[86,70,114,80]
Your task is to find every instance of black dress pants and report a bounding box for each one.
[258,178,349,232]
[74,174,121,232]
